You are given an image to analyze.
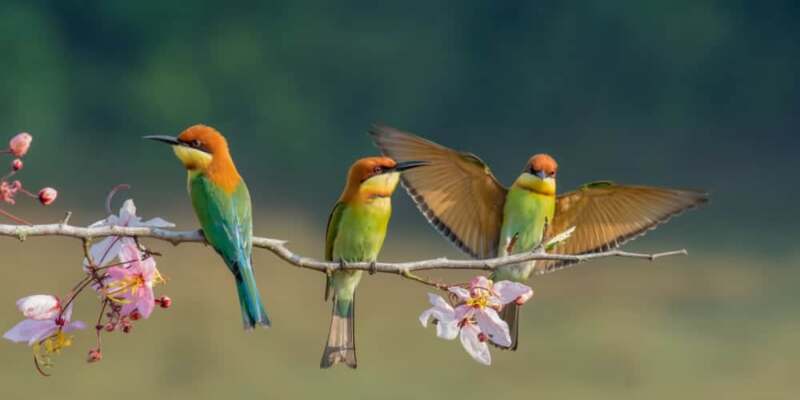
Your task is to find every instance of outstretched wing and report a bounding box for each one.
[370,124,507,258]
[537,182,708,274]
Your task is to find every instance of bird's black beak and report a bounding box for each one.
[394,160,429,172]
[143,135,180,146]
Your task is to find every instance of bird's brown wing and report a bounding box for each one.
[370,124,507,258]
[537,182,708,274]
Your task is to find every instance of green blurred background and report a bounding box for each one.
[0,1,797,399]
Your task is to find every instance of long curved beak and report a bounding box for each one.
[143,135,180,146]
[394,160,429,172]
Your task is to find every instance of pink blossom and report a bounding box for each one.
[3,303,85,346]
[0,180,21,204]
[38,187,57,206]
[9,132,32,157]
[16,295,60,320]
[11,159,22,171]
[85,199,174,268]
[103,242,164,319]
[419,276,533,365]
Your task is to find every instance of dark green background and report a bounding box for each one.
[0,2,797,399]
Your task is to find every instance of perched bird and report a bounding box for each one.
[321,156,427,368]
[144,125,270,329]
[371,125,708,350]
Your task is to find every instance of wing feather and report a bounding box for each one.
[537,183,708,274]
[370,124,507,258]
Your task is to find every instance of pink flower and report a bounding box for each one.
[85,199,174,268]
[419,276,533,365]
[0,180,21,204]
[9,132,32,157]
[38,187,57,206]
[3,302,85,346]
[102,242,164,319]
[16,295,60,320]
[11,159,22,171]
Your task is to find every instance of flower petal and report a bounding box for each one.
[142,217,175,228]
[448,286,470,301]
[136,287,156,318]
[454,304,473,322]
[119,199,138,223]
[475,308,511,348]
[64,320,86,333]
[3,319,55,345]
[469,276,493,291]
[459,323,491,365]
[492,281,534,305]
[16,295,60,320]
[436,319,459,340]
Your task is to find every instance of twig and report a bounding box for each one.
[0,222,688,276]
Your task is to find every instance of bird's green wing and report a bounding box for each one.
[537,182,708,274]
[370,124,507,258]
[190,174,253,269]
[325,201,346,262]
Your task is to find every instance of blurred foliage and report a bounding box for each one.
[0,1,797,398]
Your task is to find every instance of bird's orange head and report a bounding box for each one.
[528,154,558,178]
[144,124,241,192]
[514,153,558,195]
[340,156,427,202]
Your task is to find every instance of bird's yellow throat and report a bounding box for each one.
[359,172,400,200]
[514,173,556,196]
[173,145,212,170]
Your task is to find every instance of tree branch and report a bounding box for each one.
[0,222,688,277]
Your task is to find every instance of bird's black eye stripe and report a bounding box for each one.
[179,139,209,153]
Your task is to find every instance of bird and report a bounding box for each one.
[370,124,708,350]
[144,125,270,329]
[321,156,427,368]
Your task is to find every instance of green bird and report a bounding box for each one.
[371,125,708,350]
[145,124,270,329]
[321,156,426,368]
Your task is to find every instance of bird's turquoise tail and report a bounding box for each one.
[235,259,270,329]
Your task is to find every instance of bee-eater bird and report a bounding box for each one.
[371,125,708,350]
[321,156,427,368]
[144,125,270,329]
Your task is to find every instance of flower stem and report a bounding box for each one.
[0,208,32,225]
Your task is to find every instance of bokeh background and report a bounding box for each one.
[1,1,798,399]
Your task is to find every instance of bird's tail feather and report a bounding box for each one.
[495,303,519,351]
[320,294,356,368]
[235,259,270,329]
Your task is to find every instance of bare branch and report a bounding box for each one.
[0,222,688,276]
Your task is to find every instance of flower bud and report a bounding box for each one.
[11,159,22,171]
[87,348,103,363]
[38,187,57,205]
[104,323,115,332]
[16,294,60,320]
[129,310,142,321]
[9,133,32,157]
[156,296,172,309]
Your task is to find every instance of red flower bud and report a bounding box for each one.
[104,323,115,332]
[9,133,31,157]
[129,310,142,321]
[156,296,172,309]
[38,187,57,205]
[122,324,132,334]
[87,348,102,363]
[11,159,22,171]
